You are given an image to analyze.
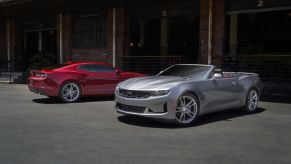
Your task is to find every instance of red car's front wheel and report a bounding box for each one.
[59,82,81,103]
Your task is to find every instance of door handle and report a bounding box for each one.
[232,82,237,86]
[88,76,99,80]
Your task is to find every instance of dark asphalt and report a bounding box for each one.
[0,84,290,164]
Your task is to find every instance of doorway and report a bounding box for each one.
[129,19,161,56]
[168,17,199,63]
[225,10,291,81]
[23,29,57,70]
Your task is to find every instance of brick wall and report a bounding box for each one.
[62,9,114,64]
[56,1,226,67]
[199,0,209,64]
[199,0,225,67]
[63,15,71,62]
[115,8,128,68]
[212,0,225,67]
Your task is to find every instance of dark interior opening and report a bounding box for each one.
[168,17,199,63]
[224,10,291,82]
[23,30,57,70]
[238,10,291,53]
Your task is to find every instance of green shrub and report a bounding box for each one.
[28,52,56,70]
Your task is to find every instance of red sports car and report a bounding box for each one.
[28,62,144,103]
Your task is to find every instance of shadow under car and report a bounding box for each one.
[117,108,266,128]
[32,96,114,104]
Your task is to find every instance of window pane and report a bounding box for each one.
[72,11,107,49]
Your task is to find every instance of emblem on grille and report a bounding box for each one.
[126,91,133,96]
[119,89,150,99]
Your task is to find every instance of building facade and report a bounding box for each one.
[0,0,291,82]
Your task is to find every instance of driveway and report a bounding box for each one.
[0,84,290,164]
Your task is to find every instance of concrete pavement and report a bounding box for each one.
[0,84,290,164]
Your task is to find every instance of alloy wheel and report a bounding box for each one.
[61,82,80,102]
[175,95,198,124]
[247,90,258,111]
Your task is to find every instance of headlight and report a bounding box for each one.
[115,87,119,93]
[151,90,170,96]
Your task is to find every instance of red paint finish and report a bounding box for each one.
[28,62,144,97]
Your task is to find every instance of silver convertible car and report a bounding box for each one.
[115,64,260,125]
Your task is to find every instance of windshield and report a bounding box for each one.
[158,65,211,80]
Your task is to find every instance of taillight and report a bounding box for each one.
[30,70,48,79]
[35,73,48,79]
[37,73,47,78]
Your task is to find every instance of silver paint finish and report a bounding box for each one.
[115,64,261,121]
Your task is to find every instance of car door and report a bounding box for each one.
[96,65,121,94]
[79,64,120,95]
[78,64,100,95]
[202,76,241,112]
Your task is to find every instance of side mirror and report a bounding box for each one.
[212,73,223,80]
[115,69,121,76]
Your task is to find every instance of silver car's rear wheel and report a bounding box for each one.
[175,93,199,125]
[59,82,81,103]
[243,89,259,112]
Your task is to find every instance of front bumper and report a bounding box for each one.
[115,93,176,120]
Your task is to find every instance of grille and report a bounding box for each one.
[118,89,151,99]
[116,103,146,113]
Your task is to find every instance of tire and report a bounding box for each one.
[59,81,81,103]
[242,89,259,112]
[175,93,199,126]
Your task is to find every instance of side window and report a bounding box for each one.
[78,64,115,73]
[78,65,98,72]
[98,65,115,72]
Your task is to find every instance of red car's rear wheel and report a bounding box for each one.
[59,82,81,103]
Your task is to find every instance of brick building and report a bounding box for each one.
[0,0,291,84]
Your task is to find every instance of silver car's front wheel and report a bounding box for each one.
[175,93,199,125]
[59,82,81,103]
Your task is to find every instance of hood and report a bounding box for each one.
[118,76,189,90]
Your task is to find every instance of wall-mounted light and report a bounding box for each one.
[161,10,167,17]
[257,0,264,8]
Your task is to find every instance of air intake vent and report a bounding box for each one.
[118,89,151,99]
